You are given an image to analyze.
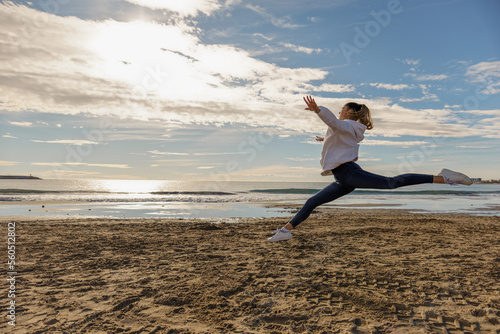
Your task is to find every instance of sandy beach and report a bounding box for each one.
[2,209,500,333]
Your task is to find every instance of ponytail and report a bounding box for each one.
[345,102,373,130]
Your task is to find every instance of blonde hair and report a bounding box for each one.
[345,102,373,130]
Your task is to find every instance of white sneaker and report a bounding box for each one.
[438,168,473,186]
[268,229,293,242]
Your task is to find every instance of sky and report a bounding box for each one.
[1,0,499,182]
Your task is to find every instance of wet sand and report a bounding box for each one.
[1,209,500,333]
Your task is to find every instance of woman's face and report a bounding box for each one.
[339,105,353,120]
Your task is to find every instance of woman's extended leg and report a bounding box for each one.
[344,164,434,189]
[341,164,472,189]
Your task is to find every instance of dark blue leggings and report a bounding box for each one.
[289,162,434,227]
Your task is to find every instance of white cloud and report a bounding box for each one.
[0,3,498,143]
[483,87,500,95]
[0,3,328,130]
[3,133,17,138]
[253,33,273,41]
[466,60,500,81]
[400,60,448,83]
[399,84,438,102]
[301,140,322,145]
[246,4,303,29]
[414,74,448,81]
[369,83,413,90]
[466,60,500,95]
[400,59,421,66]
[31,162,131,168]
[358,158,382,162]
[148,150,189,156]
[193,152,245,156]
[286,157,317,161]
[362,140,429,147]
[445,59,471,69]
[370,102,497,138]
[31,139,99,145]
[43,169,142,179]
[280,42,322,54]
[217,164,319,180]
[457,145,491,149]
[403,73,417,78]
[9,121,32,127]
[173,97,498,140]
[313,83,354,93]
[0,160,18,166]
[147,150,245,156]
[123,0,222,17]
[399,95,437,102]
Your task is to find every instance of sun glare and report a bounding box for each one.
[90,21,163,63]
[87,20,206,100]
[86,18,266,105]
[88,21,176,85]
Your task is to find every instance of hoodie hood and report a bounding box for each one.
[345,119,366,141]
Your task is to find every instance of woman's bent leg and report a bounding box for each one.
[288,182,354,228]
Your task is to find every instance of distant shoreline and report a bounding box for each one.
[0,175,42,180]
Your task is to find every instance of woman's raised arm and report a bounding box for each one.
[304,95,320,113]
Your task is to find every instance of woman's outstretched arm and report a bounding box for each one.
[304,95,345,131]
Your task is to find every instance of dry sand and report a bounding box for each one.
[1,209,500,333]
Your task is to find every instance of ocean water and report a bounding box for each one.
[0,179,499,219]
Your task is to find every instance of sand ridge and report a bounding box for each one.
[1,210,500,333]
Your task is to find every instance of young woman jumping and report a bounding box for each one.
[268,96,473,242]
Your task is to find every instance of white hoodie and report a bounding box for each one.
[316,106,367,176]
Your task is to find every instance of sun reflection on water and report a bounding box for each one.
[90,180,176,194]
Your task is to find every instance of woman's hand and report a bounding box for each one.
[315,136,324,142]
[304,95,320,113]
